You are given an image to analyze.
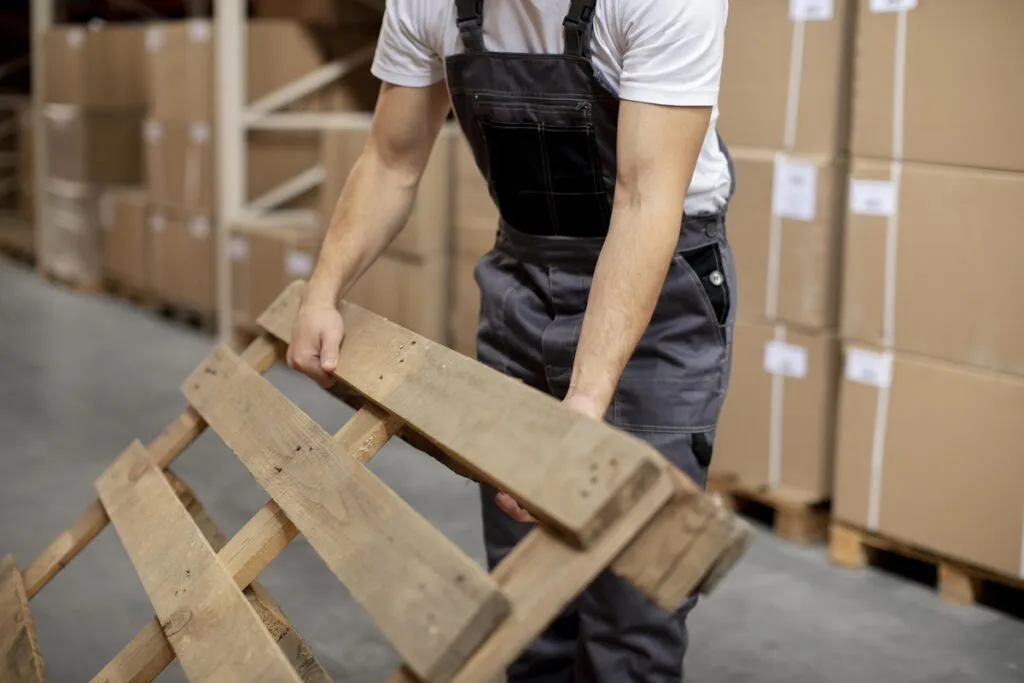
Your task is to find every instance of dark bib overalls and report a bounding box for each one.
[445,0,738,680]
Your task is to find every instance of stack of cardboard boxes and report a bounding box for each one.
[41,23,147,287]
[450,136,498,357]
[834,1,1024,581]
[144,19,361,318]
[710,0,855,502]
[318,120,455,344]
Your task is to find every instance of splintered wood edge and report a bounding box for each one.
[256,280,665,549]
[0,555,47,683]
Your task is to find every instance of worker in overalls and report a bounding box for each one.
[288,1,735,680]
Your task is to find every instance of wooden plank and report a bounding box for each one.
[257,281,664,549]
[183,346,510,683]
[95,441,302,683]
[0,556,45,683]
[166,471,332,683]
[386,476,676,683]
[92,407,401,683]
[22,336,281,599]
[611,470,755,609]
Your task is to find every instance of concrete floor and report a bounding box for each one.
[1,258,1023,683]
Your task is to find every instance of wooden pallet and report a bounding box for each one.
[104,279,157,309]
[154,302,216,333]
[40,269,105,295]
[707,474,829,545]
[0,217,33,267]
[0,280,753,683]
[830,523,1024,617]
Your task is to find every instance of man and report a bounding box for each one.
[288,0,735,680]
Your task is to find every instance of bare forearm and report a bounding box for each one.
[304,150,420,307]
[567,197,682,413]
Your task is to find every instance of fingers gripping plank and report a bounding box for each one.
[258,281,663,550]
[92,406,401,683]
[96,441,303,683]
[183,346,510,683]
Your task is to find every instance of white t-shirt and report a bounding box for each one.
[372,0,732,216]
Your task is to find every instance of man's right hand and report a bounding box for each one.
[286,302,346,389]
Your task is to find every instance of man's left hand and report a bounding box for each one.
[494,393,608,523]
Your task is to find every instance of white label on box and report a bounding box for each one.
[230,237,250,262]
[144,119,162,142]
[285,250,314,278]
[849,179,897,217]
[870,0,917,12]
[189,21,211,43]
[790,0,834,21]
[150,212,166,234]
[190,122,210,144]
[66,28,85,49]
[845,348,894,388]
[189,217,210,240]
[763,341,809,379]
[772,156,818,222]
[145,27,164,53]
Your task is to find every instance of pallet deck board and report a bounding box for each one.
[707,475,829,545]
[183,346,510,683]
[94,406,400,683]
[257,280,665,550]
[0,555,45,683]
[96,441,304,683]
[830,522,1024,615]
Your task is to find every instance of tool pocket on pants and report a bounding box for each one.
[673,243,731,346]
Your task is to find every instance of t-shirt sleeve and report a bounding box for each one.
[615,0,728,107]
[370,0,445,87]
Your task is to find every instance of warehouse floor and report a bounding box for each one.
[1,259,1023,683]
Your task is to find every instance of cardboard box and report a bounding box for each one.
[102,187,149,292]
[231,223,321,326]
[834,346,1024,579]
[148,208,215,313]
[346,253,448,344]
[146,20,378,122]
[40,183,105,287]
[321,123,454,258]
[852,0,1024,172]
[718,0,855,156]
[44,105,144,185]
[841,159,1024,377]
[18,108,33,222]
[711,321,840,500]
[727,147,845,330]
[44,24,148,107]
[145,121,320,212]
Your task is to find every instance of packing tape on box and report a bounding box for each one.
[762,325,810,488]
[763,2,831,319]
[844,347,894,531]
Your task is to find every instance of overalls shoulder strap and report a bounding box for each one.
[455,0,486,52]
[563,0,599,58]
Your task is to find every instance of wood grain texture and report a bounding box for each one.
[93,406,403,683]
[95,441,302,683]
[183,346,509,683]
[257,281,664,549]
[22,336,280,599]
[0,555,46,683]
[612,470,755,609]
[387,475,676,683]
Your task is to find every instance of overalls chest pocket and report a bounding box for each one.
[471,94,612,237]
